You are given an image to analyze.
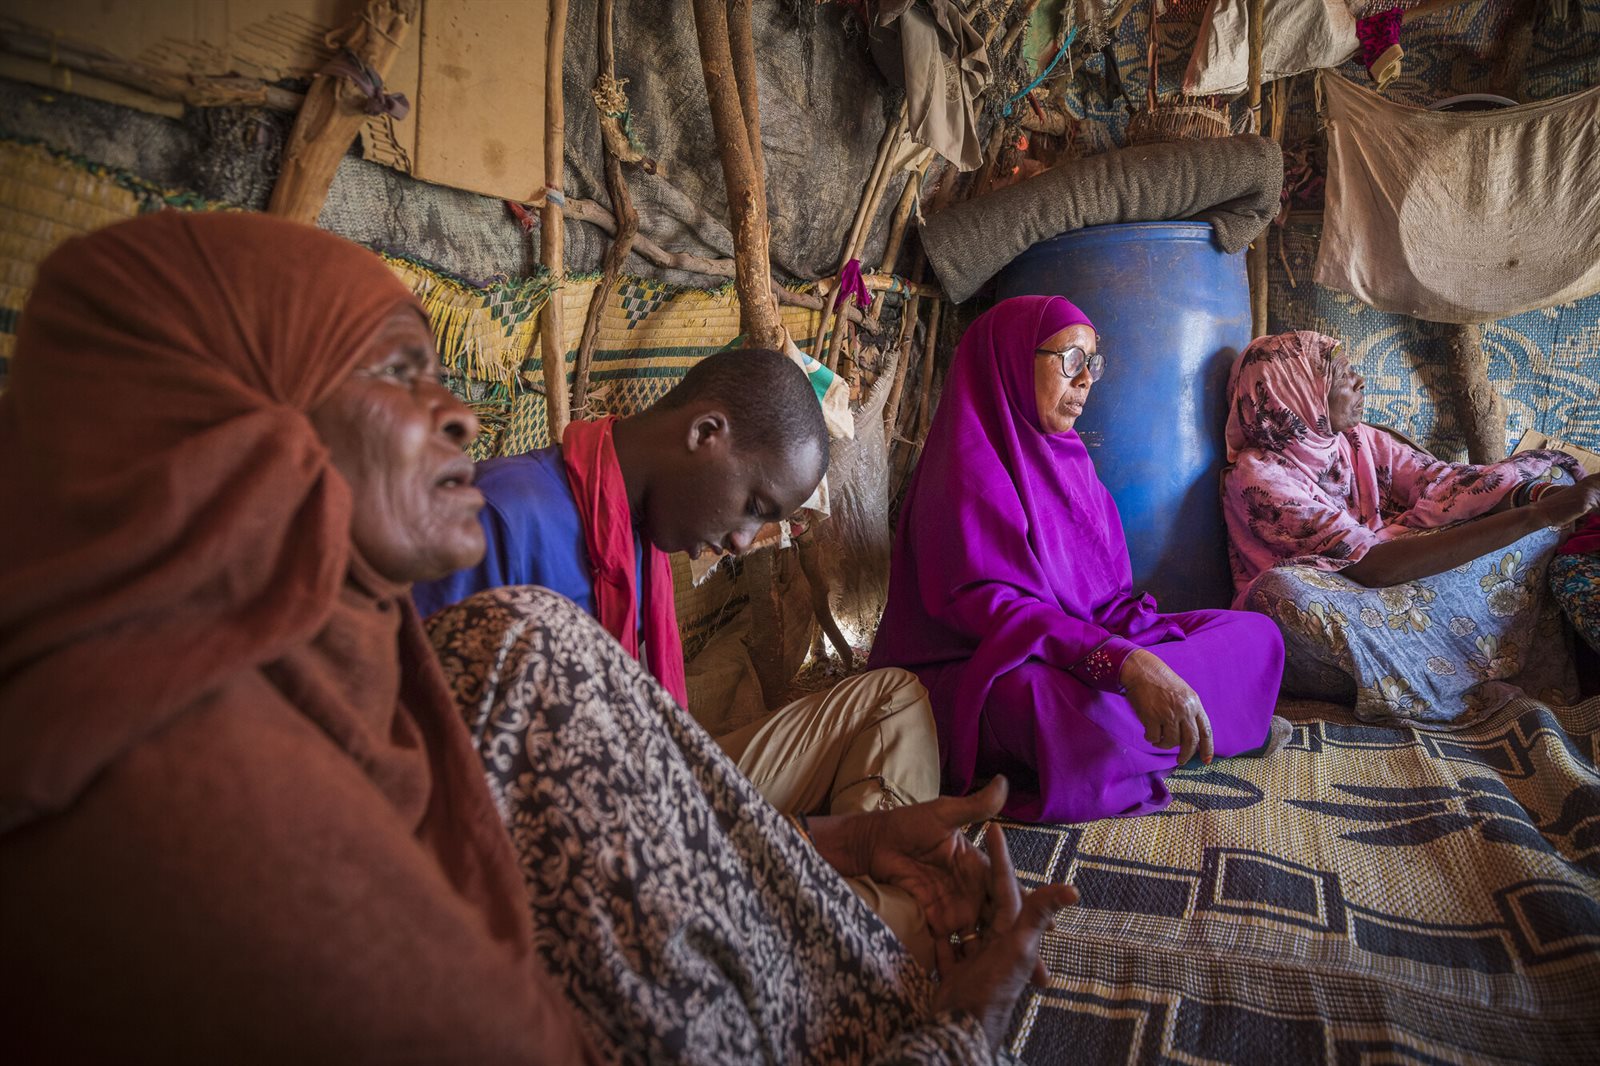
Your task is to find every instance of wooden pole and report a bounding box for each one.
[572,0,637,420]
[838,155,929,386]
[840,109,908,271]
[728,0,779,348]
[877,161,927,281]
[727,0,768,243]
[908,299,944,441]
[537,0,573,444]
[268,0,418,224]
[692,0,783,349]
[1246,0,1265,132]
[1442,322,1508,462]
[1245,0,1268,338]
[823,112,909,370]
[882,286,922,443]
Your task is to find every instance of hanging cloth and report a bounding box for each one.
[868,0,992,171]
[1184,0,1357,96]
[561,416,689,706]
[1315,73,1600,323]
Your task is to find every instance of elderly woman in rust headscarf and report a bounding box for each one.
[0,211,593,1060]
[1222,330,1600,725]
[0,212,1069,1063]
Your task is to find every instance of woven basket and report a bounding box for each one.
[1128,2,1232,147]
[1126,99,1232,146]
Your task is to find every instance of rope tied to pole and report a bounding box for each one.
[1003,27,1077,116]
[321,47,410,118]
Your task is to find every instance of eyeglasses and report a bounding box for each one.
[1034,344,1106,382]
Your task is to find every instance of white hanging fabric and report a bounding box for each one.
[1315,73,1600,323]
[1184,0,1357,96]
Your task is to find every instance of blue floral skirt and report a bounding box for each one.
[1242,526,1577,726]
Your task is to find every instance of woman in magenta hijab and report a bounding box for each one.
[869,295,1287,823]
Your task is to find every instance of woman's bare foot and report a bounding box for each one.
[1261,715,1293,757]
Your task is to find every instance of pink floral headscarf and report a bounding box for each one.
[1224,330,1381,525]
[1221,331,1579,601]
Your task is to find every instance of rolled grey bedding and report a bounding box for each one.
[920,134,1284,303]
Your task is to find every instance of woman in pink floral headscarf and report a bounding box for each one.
[1222,331,1600,724]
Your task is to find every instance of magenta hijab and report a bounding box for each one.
[869,295,1182,802]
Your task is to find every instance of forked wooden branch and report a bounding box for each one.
[691,0,783,349]
[269,0,418,224]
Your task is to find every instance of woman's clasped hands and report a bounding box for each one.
[809,776,1080,1047]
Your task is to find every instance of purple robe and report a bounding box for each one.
[868,296,1282,822]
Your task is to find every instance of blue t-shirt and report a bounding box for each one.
[411,446,644,625]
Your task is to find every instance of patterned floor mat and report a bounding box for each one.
[999,694,1600,1064]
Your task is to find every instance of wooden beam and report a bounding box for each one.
[268,0,417,225]
[0,18,302,111]
[538,0,573,443]
[560,196,938,327]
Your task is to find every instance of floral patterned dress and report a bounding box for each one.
[1221,331,1581,725]
[1550,551,1600,655]
[427,586,996,1065]
[1242,526,1576,725]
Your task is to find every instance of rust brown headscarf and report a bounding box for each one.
[0,210,411,820]
[0,212,592,1060]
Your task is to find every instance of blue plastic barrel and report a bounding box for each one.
[995,221,1248,613]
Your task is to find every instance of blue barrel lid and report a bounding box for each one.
[1010,221,1220,266]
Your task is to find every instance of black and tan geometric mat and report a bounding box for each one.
[1000,694,1600,1064]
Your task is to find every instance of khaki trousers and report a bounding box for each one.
[714,667,941,969]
